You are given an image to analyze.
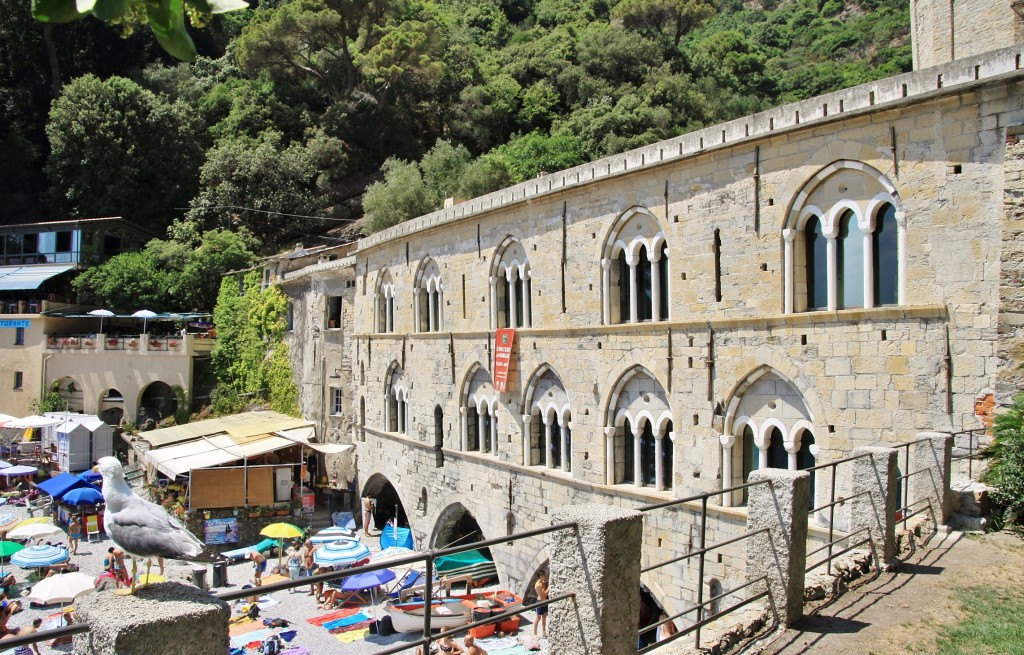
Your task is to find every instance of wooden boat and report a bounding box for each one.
[452,590,523,615]
[386,598,474,633]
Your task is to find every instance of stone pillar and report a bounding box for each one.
[632,424,642,487]
[460,406,468,451]
[601,259,612,324]
[522,270,532,327]
[653,429,664,491]
[910,432,953,525]
[862,230,874,309]
[720,433,736,508]
[849,446,897,566]
[627,255,638,323]
[649,250,661,322]
[782,229,795,314]
[489,276,498,329]
[522,414,533,465]
[507,268,518,328]
[543,416,552,467]
[826,236,837,311]
[604,427,616,485]
[478,409,486,453]
[895,211,907,306]
[74,582,229,655]
[413,288,422,332]
[560,418,570,472]
[428,288,437,332]
[745,468,809,627]
[785,440,799,471]
[550,504,643,655]
[489,409,499,455]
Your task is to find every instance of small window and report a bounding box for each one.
[327,296,342,329]
[14,328,24,346]
[55,231,72,252]
[332,388,343,415]
[286,303,294,332]
[13,372,22,390]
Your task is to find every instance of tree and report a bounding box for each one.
[492,131,584,183]
[71,251,174,311]
[983,393,1024,530]
[362,158,431,233]
[45,74,202,228]
[611,0,714,46]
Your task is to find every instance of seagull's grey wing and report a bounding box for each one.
[106,495,204,560]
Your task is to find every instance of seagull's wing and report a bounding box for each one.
[105,494,204,560]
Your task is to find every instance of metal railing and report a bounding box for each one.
[893,436,938,531]
[637,479,771,652]
[803,452,873,575]
[950,427,987,480]
[217,521,578,655]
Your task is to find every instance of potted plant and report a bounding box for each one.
[128,338,138,349]
[83,337,94,347]
[107,338,119,347]
[168,339,179,348]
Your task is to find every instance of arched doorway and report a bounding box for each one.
[98,389,124,425]
[431,503,492,561]
[137,381,177,428]
[362,473,409,532]
[51,376,82,412]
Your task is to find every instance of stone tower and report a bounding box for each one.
[911,0,1024,69]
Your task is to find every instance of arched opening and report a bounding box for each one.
[661,420,673,489]
[766,426,787,470]
[797,430,816,507]
[362,474,409,532]
[98,389,124,426]
[805,216,827,310]
[431,503,494,574]
[51,376,82,413]
[837,209,863,309]
[137,381,176,428]
[603,207,668,325]
[639,422,656,487]
[741,424,757,505]
[637,585,665,649]
[873,202,898,306]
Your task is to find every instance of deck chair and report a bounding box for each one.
[85,515,102,542]
[222,538,277,560]
[387,569,422,600]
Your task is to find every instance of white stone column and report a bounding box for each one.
[627,255,638,323]
[601,259,612,324]
[785,439,799,470]
[435,284,443,331]
[522,269,532,328]
[478,407,486,452]
[783,229,796,314]
[490,408,499,455]
[862,229,874,309]
[522,414,533,465]
[507,267,519,328]
[543,415,553,468]
[720,433,736,507]
[826,237,837,311]
[489,276,498,330]
[649,250,661,322]
[604,427,616,485]
[460,406,468,451]
[653,427,664,491]
[413,288,421,332]
[560,417,570,472]
[384,393,391,432]
[632,424,642,487]
[374,295,380,332]
[428,287,437,332]
[756,433,768,470]
[896,210,907,305]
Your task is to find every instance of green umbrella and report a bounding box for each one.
[0,541,24,558]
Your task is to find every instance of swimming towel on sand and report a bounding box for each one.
[335,628,370,643]
[307,608,359,626]
[323,612,370,630]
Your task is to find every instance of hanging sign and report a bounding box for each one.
[493,328,516,393]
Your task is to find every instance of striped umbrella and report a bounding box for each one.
[310,526,356,544]
[11,544,69,569]
[313,538,370,567]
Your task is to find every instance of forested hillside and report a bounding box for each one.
[1,0,910,250]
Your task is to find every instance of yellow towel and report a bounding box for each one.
[335,628,370,643]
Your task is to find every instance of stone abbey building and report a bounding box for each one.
[269,2,1024,621]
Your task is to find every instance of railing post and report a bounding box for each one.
[746,469,810,627]
[74,582,229,654]
[550,504,643,655]
[850,447,898,568]
[910,432,953,527]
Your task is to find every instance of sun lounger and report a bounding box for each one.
[222,538,278,560]
[387,570,421,599]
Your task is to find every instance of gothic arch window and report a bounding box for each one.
[384,363,409,435]
[490,239,532,329]
[460,366,499,456]
[523,366,573,474]
[783,162,905,314]
[374,269,396,333]
[601,207,669,325]
[414,257,443,333]
[603,367,674,491]
[721,369,819,507]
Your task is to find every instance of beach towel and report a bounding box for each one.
[229,620,265,637]
[279,648,311,655]
[230,628,275,649]
[334,628,370,643]
[306,608,359,626]
[256,596,280,610]
[323,612,371,631]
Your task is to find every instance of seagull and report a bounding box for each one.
[98,456,206,594]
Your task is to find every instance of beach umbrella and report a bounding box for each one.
[8,522,62,541]
[371,546,417,565]
[131,309,158,334]
[26,572,95,605]
[0,465,37,477]
[314,538,370,567]
[341,568,396,619]
[78,470,102,484]
[60,487,103,506]
[87,309,115,334]
[6,416,61,429]
[260,523,304,570]
[0,541,24,559]
[310,526,356,544]
[0,461,11,470]
[11,544,68,569]
[0,415,15,428]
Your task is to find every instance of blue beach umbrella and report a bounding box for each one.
[60,487,103,506]
[77,471,102,484]
[313,539,370,567]
[11,544,69,569]
[340,568,396,592]
[310,526,356,544]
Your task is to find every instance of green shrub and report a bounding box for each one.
[982,392,1024,529]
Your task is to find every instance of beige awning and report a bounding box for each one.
[139,411,311,449]
[142,432,302,478]
[276,426,353,455]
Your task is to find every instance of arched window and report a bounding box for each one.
[767,426,787,469]
[605,367,673,491]
[461,366,499,455]
[524,367,573,474]
[661,420,673,488]
[414,257,443,332]
[784,162,904,314]
[602,207,669,324]
[805,216,827,310]
[490,239,531,329]
[873,203,898,306]
[385,363,408,435]
[374,269,396,333]
[836,210,864,309]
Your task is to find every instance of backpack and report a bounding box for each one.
[260,636,280,655]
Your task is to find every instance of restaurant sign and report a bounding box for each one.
[0,320,29,329]
[493,328,516,393]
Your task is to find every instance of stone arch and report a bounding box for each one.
[136,381,176,428]
[522,364,573,470]
[98,388,124,425]
[782,160,903,230]
[51,376,83,412]
[360,472,410,531]
[601,364,671,430]
[600,206,670,324]
[413,256,443,332]
[599,205,668,261]
[429,501,489,551]
[601,365,673,488]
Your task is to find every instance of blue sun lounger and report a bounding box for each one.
[221,538,277,560]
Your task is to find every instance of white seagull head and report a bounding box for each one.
[97,456,125,481]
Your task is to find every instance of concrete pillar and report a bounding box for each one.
[74,582,229,655]
[910,432,953,525]
[550,504,643,655]
[745,468,809,627]
[782,229,795,314]
[849,446,897,566]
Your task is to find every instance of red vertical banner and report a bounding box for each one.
[493,328,516,392]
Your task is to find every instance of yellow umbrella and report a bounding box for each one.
[259,523,304,570]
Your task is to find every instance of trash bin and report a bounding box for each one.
[211,560,228,588]
[191,566,208,591]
